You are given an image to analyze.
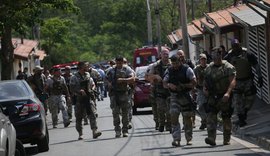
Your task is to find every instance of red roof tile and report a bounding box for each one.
[13,38,39,59]
[36,50,47,60]
[200,17,215,29]
[187,24,203,38]
[263,0,270,5]
[192,19,203,32]
[167,34,177,44]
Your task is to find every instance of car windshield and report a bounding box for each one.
[136,66,148,79]
[0,81,29,100]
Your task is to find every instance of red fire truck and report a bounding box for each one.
[52,61,79,74]
[132,46,159,69]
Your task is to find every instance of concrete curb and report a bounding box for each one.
[257,137,270,151]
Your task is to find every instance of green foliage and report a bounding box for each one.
[1,0,237,73]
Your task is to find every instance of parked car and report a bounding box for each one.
[133,66,151,113]
[0,105,16,156]
[0,80,49,153]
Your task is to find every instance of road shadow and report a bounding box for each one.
[133,110,152,115]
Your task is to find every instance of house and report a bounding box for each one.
[5,38,46,80]
[167,1,270,104]
[230,0,270,104]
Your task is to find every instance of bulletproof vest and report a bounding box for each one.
[51,78,63,95]
[168,64,191,91]
[195,65,207,87]
[78,73,92,94]
[207,61,231,95]
[229,49,252,79]
[114,66,128,92]
[154,60,170,92]
[31,74,45,95]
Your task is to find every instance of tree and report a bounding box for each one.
[0,0,79,80]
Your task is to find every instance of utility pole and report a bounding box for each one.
[179,0,190,59]
[208,0,212,12]
[154,0,162,56]
[146,0,153,46]
[191,0,195,20]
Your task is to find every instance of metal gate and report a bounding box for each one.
[248,25,270,104]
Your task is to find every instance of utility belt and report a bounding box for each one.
[209,93,224,100]
[170,89,191,95]
[233,85,257,96]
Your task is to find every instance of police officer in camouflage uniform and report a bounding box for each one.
[177,50,196,128]
[45,68,71,128]
[224,39,263,127]
[204,47,236,146]
[27,66,48,114]
[107,56,135,138]
[70,61,102,140]
[163,54,197,147]
[147,48,171,132]
[123,58,135,129]
[193,54,208,130]
[63,66,73,121]
[145,63,159,130]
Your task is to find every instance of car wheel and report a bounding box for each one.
[15,139,26,156]
[132,106,137,115]
[37,127,49,152]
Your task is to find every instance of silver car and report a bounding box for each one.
[0,105,16,156]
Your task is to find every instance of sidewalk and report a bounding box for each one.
[232,97,270,151]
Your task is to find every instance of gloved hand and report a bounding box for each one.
[257,76,263,88]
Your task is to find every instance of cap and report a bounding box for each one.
[199,53,207,59]
[231,38,239,45]
[35,65,44,71]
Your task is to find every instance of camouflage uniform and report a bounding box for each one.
[148,60,171,132]
[163,63,196,146]
[107,65,133,137]
[204,60,236,145]
[146,63,159,129]
[27,72,48,113]
[63,72,73,120]
[225,47,259,127]
[46,76,70,128]
[128,67,135,128]
[70,71,101,139]
[193,63,208,129]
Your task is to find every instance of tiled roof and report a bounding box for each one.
[187,24,203,38]
[167,23,203,44]
[200,17,215,33]
[263,0,270,5]
[192,19,203,32]
[36,50,47,60]
[13,38,39,60]
[167,34,177,44]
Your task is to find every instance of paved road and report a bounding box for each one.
[25,97,270,156]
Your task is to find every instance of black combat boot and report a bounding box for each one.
[205,137,216,146]
[93,129,102,139]
[159,126,164,132]
[223,135,231,145]
[172,140,181,147]
[238,114,247,127]
[199,123,207,130]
